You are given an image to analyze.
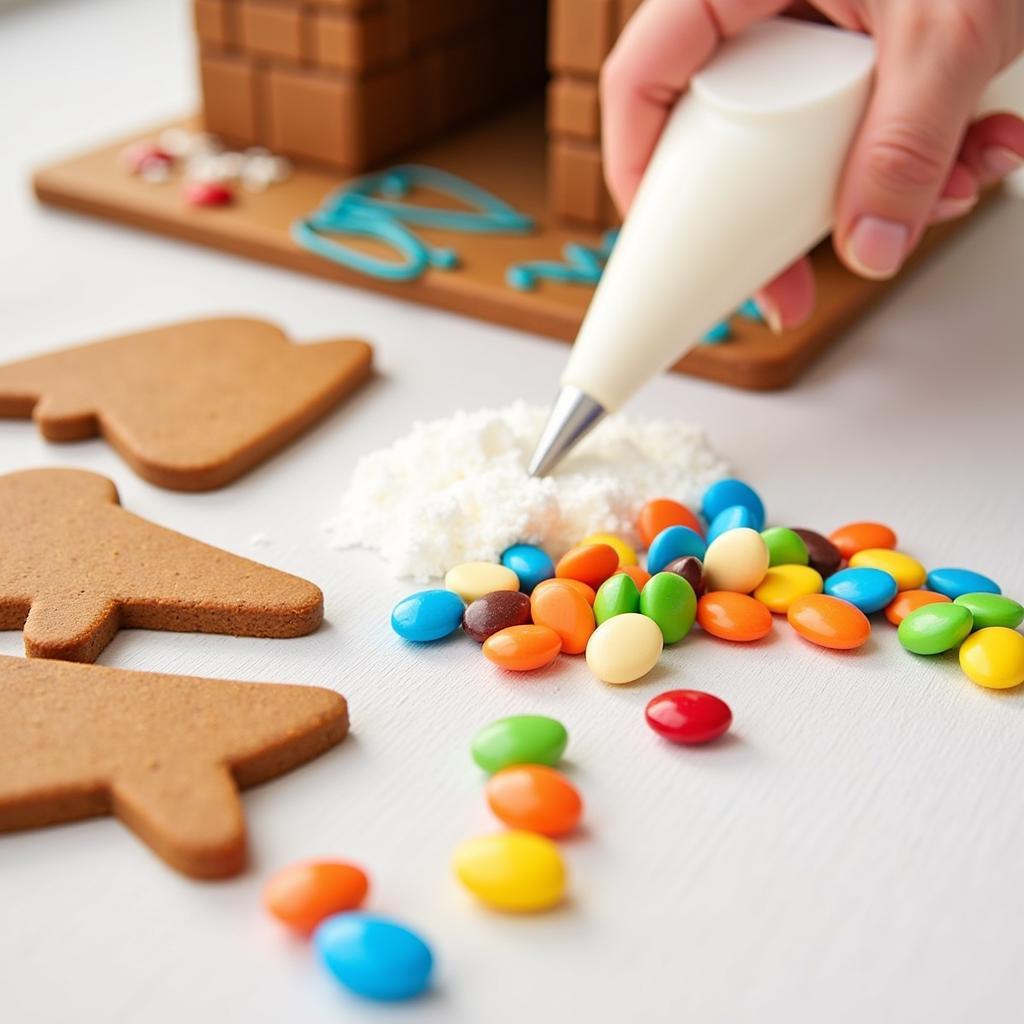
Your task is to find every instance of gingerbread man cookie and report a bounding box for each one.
[0,655,347,878]
[0,468,323,662]
[0,318,372,490]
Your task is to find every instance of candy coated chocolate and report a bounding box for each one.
[663,555,705,597]
[791,528,842,578]
[463,590,532,643]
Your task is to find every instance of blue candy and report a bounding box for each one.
[824,567,898,614]
[701,479,765,531]
[647,525,707,574]
[705,504,758,544]
[501,543,555,593]
[315,913,434,1002]
[391,589,465,642]
[927,567,1001,600]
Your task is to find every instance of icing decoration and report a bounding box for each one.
[701,321,732,343]
[506,230,619,291]
[738,298,765,322]
[293,165,534,282]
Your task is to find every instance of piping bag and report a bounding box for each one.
[528,17,1024,477]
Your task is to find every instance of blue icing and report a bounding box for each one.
[506,230,618,291]
[701,320,732,343]
[738,298,765,322]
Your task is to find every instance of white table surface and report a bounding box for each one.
[2,2,1023,1022]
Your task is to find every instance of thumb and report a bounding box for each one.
[834,9,1000,280]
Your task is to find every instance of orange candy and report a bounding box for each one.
[485,764,583,837]
[530,581,596,655]
[697,591,772,642]
[263,860,369,934]
[884,589,952,626]
[787,593,871,650]
[555,543,619,589]
[613,564,651,590]
[638,498,704,547]
[483,624,562,670]
[533,577,596,605]
[828,521,897,560]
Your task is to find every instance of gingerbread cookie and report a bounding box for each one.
[0,317,372,491]
[0,655,347,878]
[0,468,323,662]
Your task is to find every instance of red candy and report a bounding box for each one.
[645,689,732,745]
[183,180,234,207]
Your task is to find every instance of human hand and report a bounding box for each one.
[601,0,1024,331]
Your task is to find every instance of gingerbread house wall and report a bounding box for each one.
[193,0,634,227]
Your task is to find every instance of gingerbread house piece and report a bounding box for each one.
[193,0,639,227]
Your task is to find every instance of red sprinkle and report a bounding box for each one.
[121,141,173,174]
[183,180,234,207]
[645,689,732,745]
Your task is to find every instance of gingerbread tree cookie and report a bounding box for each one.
[0,656,347,878]
[0,468,323,662]
[0,318,372,490]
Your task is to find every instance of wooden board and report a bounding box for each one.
[34,100,978,390]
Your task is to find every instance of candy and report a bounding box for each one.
[884,589,951,625]
[593,572,641,625]
[787,593,871,650]
[753,564,823,613]
[697,591,772,642]
[791,528,842,578]
[533,577,596,605]
[453,831,566,912]
[926,567,1001,600]
[613,564,652,589]
[182,180,233,206]
[501,543,555,593]
[585,613,664,684]
[823,566,898,614]
[760,527,809,567]
[639,572,697,643]
[702,527,769,593]
[530,581,596,654]
[580,532,637,566]
[848,549,926,591]
[555,543,619,589]
[663,555,705,597]
[646,525,706,574]
[637,498,703,547]
[314,913,433,1001]
[264,860,369,934]
[471,715,568,773]
[645,690,732,744]
[462,590,532,643]
[482,625,561,671]
[121,141,173,176]
[701,479,765,530]
[828,521,897,560]
[958,627,1024,689]
[954,593,1024,631]
[898,603,973,655]
[705,505,759,544]
[444,562,519,603]
[391,589,465,642]
[484,765,582,837]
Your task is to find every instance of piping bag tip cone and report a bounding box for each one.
[527,386,606,477]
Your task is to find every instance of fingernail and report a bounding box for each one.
[982,145,1024,179]
[930,194,977,224]
[844,216,909,280]
[753,294,783,335]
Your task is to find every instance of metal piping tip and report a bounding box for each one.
[528,386,607,477]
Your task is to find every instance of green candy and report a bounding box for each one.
[954,592,1024,631]
[639,571,696,644]
[593,573,641,625]
[760,527,809,567]
[471,715,567,774]
[898,603,973,655]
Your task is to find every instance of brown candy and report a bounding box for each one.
[791,528,843,579]
[463,590,532,643]
[663,556,705,597]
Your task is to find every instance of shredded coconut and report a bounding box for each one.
[327,402,729,581]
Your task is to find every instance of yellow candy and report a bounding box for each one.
[444,562,519,603]
[848,549,926,591]
[580,532,637,567]
[753,564,823,613]
[959,627,1024,690]
[453,831,566,912]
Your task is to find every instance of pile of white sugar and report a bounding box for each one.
[327,403,728,580]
